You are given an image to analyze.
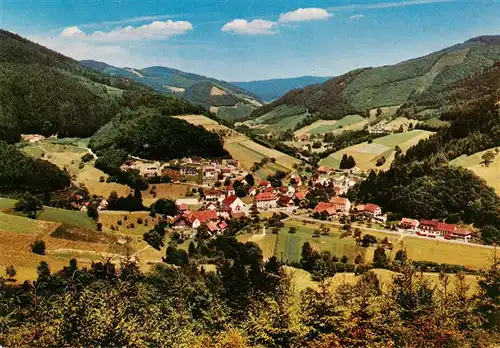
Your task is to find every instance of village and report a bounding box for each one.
[89,156,476,244]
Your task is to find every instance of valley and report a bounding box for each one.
[0,2,499,342]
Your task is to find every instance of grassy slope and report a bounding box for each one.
[250,39,500,127]
[320,130,434,170]
[175,114,301,176]
[450,148,500,194]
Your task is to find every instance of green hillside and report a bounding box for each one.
[81,60,263,122]
[250,36,500,131]
[0,30,228,193]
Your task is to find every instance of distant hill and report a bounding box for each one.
[80,60,263,122]
[232,76,331,102]
[250,36,500,131]
[0,29,227,178]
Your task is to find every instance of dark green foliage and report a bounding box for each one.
[361,234,377,247]
[107,190,144,211]
[14,192,43,218]
[31,239,46,255]
[251,69,365,122]
[81,60,262,117]
[245,173,255,186]
[89,107,228,161]
[86,205,98,220]
[80,153,94,163]
[165,245,189,266]
[339,154,356,169]
[372,247,388,268]
[0,141,70,194]
[376,156,386,167]
[0,31,151,142]
[143,230,164,250]
[152,198,179,216]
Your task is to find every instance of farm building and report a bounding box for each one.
[255,192,278,210]
[330,197,351,213]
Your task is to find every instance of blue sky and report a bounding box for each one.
[1,0,499,80]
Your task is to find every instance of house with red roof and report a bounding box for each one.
[437,222,456,236]
[278,195,294,207]
[447,227,472,242]
[259,180,271,188]
[203,167,218,180]
[330,197,351,213]
[290,173,302,186]
[417,219,440,237]
[363,203,382,217]
[189,210,218,229]
[293,191,307,202]
[399,218,419,231]
[255,192,277,210]
[314,202,337,217]
[222,195,244,213]
[317,165,332,175]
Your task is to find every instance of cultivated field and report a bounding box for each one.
[450,148,500,194]
[294,114,366,137]
[320,130,434,170]
[369,105,401,118]
[237,233,278,260]
[176,114,301,177]
[241,219,495,270]
[241,105,309,134]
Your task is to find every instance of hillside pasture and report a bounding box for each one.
[7,207,98,230]
[450,148,500,194]
[294,114,366,137]
[225,137,300,176]
[320,130,433,170]
[241,105,309,134]
[369,105,400,118]
[174,114,301,175]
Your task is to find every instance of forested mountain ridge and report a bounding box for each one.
[80,59,263,122]
[0,29,155,142]
[250,35,500,127]
[0,30,228,194]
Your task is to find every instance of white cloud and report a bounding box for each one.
[350,14,365,20]
[221,19,276,35]
[31,35,131,64]
[60,26,85,38]
[278,8,332,23]
[80,14,186,28]
[59,20,193,42]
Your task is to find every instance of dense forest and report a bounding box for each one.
[349,98,500,243]
[89,105,228,161]
[0,235,499,347]
[0,141,70,194]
